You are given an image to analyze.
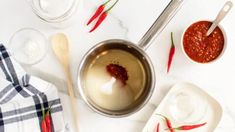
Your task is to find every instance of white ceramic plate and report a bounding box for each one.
[142,82,222,132]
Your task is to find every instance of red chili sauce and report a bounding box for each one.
[183,21,224,63]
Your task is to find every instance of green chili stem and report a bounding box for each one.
[171,32,175,47]
[103,0,111,6]
[106,0,119,13]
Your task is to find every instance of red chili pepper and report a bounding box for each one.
[41,120,47,132]
[87,0,111,25]
[167,32,175,73]
[41,110,47,132]
[156,114,174,132]
[174,122,207,130]
[45,109,52,132]
[89,12,107,32]
[89,0,119,32]
[156,123,160,132]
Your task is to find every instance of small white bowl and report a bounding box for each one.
[181,20,227,64]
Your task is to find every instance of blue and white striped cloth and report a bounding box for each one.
[0,44,64,132]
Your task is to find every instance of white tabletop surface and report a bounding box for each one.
[1,0,235,132]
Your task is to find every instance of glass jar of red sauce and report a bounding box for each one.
[181,20,226,64]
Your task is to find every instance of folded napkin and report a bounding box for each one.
[0,44,64,132]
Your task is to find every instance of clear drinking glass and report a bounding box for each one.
[9,28,48,65]
[28,0,79,28]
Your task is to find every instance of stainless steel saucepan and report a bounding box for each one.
[77,0,184,117]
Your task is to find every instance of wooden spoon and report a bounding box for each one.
[51,33,79,132]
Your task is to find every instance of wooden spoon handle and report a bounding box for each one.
[66,71,80,132]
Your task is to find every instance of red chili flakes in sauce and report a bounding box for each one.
[106,64,128,85]
[183,21,224,63]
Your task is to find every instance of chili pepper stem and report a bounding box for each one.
[171,32,175,47]
[47,103,54,114]
[42,107,45,120]
[46,108,51,115]
[155,113,168,119]
[105,0,119,13]
[103,0,111,6]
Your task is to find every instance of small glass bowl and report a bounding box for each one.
[8,28,48,65]
[28,0,79,27]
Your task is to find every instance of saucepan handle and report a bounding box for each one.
[138,0,185,50]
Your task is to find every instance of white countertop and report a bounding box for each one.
[1,0,235,132]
